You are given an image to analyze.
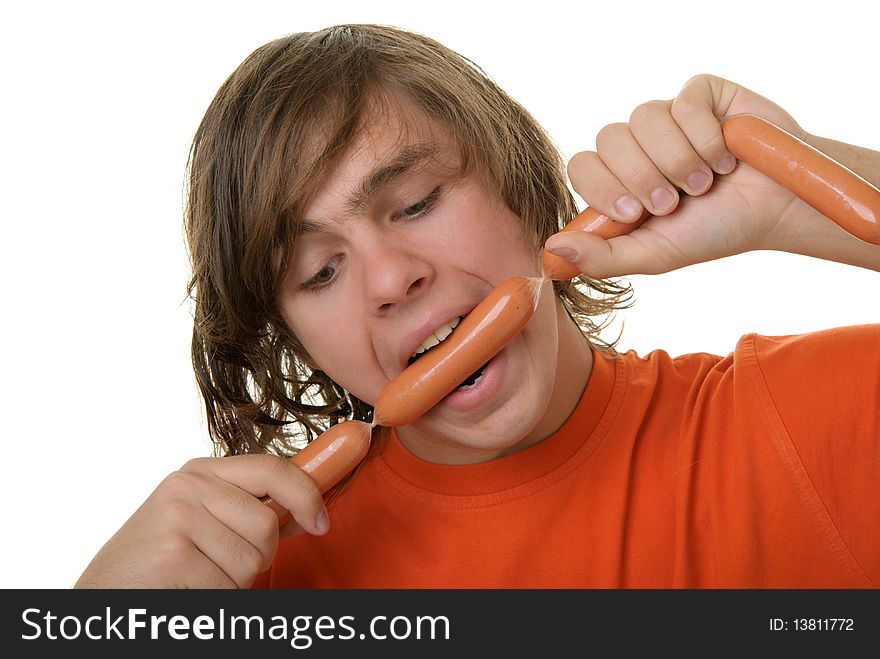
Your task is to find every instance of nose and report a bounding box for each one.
[360,237,432,316]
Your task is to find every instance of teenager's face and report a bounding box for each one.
[279,101,588,464]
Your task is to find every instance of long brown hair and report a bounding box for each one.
[185,24,632,458]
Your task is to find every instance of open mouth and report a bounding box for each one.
[407,316,490,390]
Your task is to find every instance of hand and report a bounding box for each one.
[74,454,328,588]
[546,74,812,278]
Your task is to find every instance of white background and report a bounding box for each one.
[1,0,877,588]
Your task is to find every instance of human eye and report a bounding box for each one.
[393,186,443,221]
[299,255,343,293]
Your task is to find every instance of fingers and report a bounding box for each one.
[569,113,709,224]
[629,100,718,199]
[163,470,280,581]
[567,149,645,223]
[158,456,328,588]
[187,502,276,587]
[74,523,240,589]
[137,495,248,588]
[568,76,742,225]
[595,120,682,216]
[670,75,739,174]
[75,454,331,589]
[185,454,329,537]
[545,227,683,278]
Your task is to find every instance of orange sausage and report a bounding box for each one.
[265,420,371,523]
[267,113,879,507]
[542,208,648,280]
[543,114,880,282]
[373,275,544,427]
[722,113,880,246]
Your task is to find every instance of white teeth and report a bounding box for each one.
[456,371,485,390]
[434,320,457,343]
[412,317,461,358]
[415,333,440,354]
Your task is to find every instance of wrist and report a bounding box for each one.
[803,134,880,189]
[767,195,880,271]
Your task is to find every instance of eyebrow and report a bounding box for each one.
[346,142,439,213]
[299,142,439,234]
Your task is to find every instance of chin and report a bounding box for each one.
[472,387,552,448]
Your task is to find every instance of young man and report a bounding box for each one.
[75,24,879,589]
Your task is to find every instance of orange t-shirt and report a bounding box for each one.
[255,324,880,588]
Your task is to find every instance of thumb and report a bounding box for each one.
[544,230,672,278]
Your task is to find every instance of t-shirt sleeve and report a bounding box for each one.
[746,323,880,583]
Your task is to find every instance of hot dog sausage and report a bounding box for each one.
[722,113,880,246]
[268,113,879,509]
[374,114,878,431]
[544,114,880,283]
[542,208,648,281]
[265,420,371,523]
[373,275,545,427]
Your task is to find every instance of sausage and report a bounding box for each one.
[267,113,879,508]
[544,114,880,283]
[542,208,648,280]
[373,115,878,431]
[264,420,372,523]
[373,275,544,427]
[722,113,880,246]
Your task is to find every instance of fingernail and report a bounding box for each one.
[717,155,736,174]
[615,194,642,219]
[314,510,329,534]
[650,187,676,213]
[546,246,579,262]
[686,171,711,194]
